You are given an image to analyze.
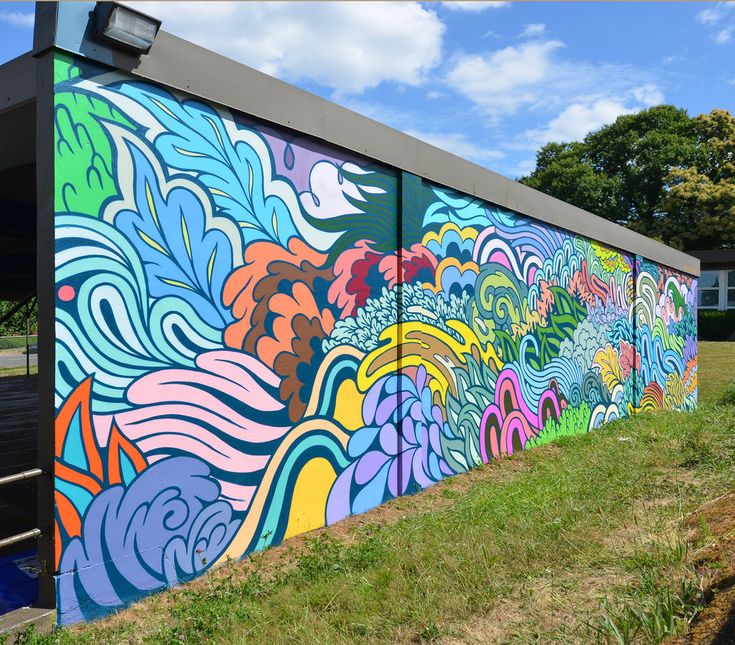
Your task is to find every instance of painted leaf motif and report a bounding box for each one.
[592,344,623,391]
[111,136,236,329]
[55,85,134,217]
[109,83,299,246]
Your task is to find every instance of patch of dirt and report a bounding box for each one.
[441,570,619,645]
[670,493,735,645]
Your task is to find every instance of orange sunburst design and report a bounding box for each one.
[54,377,148,569]
[55,377,103,482]
[107,422,148,485]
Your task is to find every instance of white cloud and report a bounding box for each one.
[404,129,505,163]
[633,84,664,106]
[513,158,537,178]
[697,8,722,25]
[442,2,510,12]
[696,2,735,43]
[696,2,735,25]
[0,10,34,28]
[519,23,546,38]
[526,98,637,146]
[523,82,665,148]
[131,2,444,94]
[714,25,734,44]
[446,40,565,118]
[426,90,445,100]
[446,36,661,132]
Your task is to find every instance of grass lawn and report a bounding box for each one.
[11,342,735,645]
[0,365,38,378]
[0,336,37,351]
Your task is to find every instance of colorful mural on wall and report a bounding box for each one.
[52,52,698,624]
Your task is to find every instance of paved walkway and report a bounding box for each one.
[0,353,37,369]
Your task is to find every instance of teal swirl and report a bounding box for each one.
[56,215,221,412]
[472,264,528,340]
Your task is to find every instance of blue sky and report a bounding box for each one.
[1,1,733,178]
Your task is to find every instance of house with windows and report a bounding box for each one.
[691,249,735,340]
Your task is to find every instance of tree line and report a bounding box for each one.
[520,106,735,252]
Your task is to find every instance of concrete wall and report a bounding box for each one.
[51,52,698,624]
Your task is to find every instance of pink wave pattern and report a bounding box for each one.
[480,368,565,461]
[94,350,291,512]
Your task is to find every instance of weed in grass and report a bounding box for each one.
[589,539,704,645]
[295,535,349,579]
[3,626,60,645]
[591,578,703,644]
[718,381,735,406]
[416,621,441,642]
[290,529,387,584]
[151,568,278,644]
[590,600,640,645]
[697,515,714,548]
[680,422,719,470]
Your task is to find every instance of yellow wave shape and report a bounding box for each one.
[357,320,503,403]
[421,222,478,248]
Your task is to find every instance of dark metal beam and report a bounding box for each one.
[34,46,56,610]
[0,54,35,114]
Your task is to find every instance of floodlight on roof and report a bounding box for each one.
[92,2,161,55]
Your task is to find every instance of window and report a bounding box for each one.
[698,270,720,309]
[697,269,735,310]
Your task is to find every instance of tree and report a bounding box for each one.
[0,299,38,336]
[660,109,735,250]
[520,105,735,250]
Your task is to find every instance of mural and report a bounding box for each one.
[52,53,698,624]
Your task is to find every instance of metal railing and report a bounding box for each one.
[0,468,44,549]
[0,468,42,487]
[0,292,45,576]
[0,528,41,550]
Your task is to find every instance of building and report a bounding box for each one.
[0,2,700,631]
[690,249,735,341]
[691,249,735,311]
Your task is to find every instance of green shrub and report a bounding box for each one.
[697,310,735,341]
[0,300,37,336]
[0,335,38,350]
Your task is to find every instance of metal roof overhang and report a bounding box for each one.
[0,53,36,301]
[24,1,699,276]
